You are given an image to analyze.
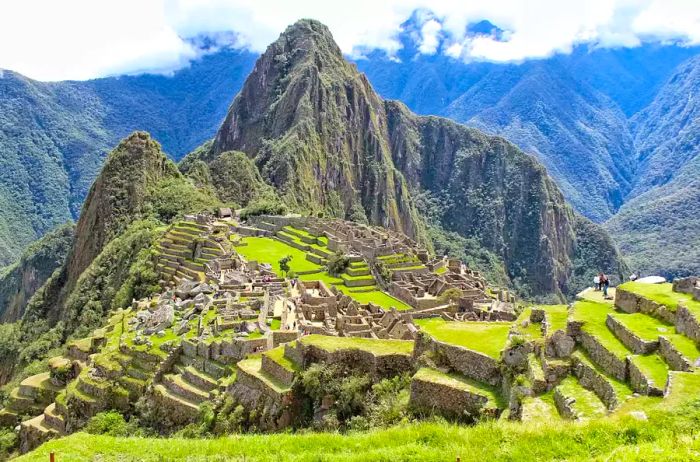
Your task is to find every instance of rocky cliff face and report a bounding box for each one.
[210,20,425,242]
[203,19,624,298]
[0,223,73,322]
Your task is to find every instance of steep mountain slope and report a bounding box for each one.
[0,223,73,322]
[606,57,700,277]
[198,19,625,298]
[0,49,256,267]
[445,62,635,221]
[23,132,220,329]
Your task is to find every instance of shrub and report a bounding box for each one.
[327,252,350,276]
[240,198,287,220]
[84,411,134,437]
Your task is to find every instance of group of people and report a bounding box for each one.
[593,272,611,298]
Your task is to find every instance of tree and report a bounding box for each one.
[279,255,293,276]
[438,287,462,305]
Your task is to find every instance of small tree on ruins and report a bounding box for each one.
[438,288,462,305]
[279,255,293,276]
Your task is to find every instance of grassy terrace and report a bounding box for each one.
[263,346,300,372]
[415,318,510,359]
[514,308,543,341]
[236,236,323,275]
[618,282,700,315]
[540,304,569,333]
[237,358,289,393]
[414,367,505,408]
[299,335,413,356]
[608,311,672,341]
[572,351,634,401]
[629,354,669,389]
[557,376,607,419]
[20,401,700,461]
[572,300,631,360]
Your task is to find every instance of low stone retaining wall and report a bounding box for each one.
[299,344,412,379]
[261,355,295,387]
[270,331,299,348]
[553,387,577,419]
[615,288,676,324]
[424,338,502,387]
[579,331,627,381]
[571,355,617,410]
[628,357,664,396]
[658,336,692,371]
[409,374,500,421]
[675,305,700,342]
[605,314,658,354]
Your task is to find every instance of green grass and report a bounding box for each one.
[664,333,700,362]
[300,272,412,311]
[236,236,322,275]
[434,265,448,275]
[572,350,634,401]
[415,318,510,359]
[514,308,543,341]
[263,346,300,372]
[299,334,413,356]
[609,312,672,342]
[413,367,505,408]
[540,305,569,333]
[557,376,607,419]
[19,401,700,461]
[618,282,700,315]
[629,354,669,389]
[572,301,631,360]
[269,319,281,331]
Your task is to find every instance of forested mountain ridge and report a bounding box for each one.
[0,49,256,267]
[606,56,700,278]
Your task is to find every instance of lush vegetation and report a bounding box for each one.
[17,399,700,461]
[0,223,74,322]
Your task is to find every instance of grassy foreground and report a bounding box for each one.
[17,400,700,461]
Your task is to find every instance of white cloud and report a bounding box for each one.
[0,0,699,81]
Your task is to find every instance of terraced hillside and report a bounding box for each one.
[3,213,700,458]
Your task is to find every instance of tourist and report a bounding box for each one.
[600,273,610,298]
[593,274,600,291]
[630,272,638,281]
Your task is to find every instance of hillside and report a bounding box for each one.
[0,49,256,267]
[0,224,73,322]
[188,19,624,298]
[605,57,700,277]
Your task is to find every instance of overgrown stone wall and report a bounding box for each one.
[571,355,617,409]
[605,314,658,354]
[409,373,500,421]
[615,288,676,324]
[430,339,502,387]
[675,305,700,342]
[628,357,663,396]
[658,336,691,371]
[579,331,627,381]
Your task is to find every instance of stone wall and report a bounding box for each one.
[297,343,413,380]
[571,355,617,410]
[628,357,663,396]
[409,373,500,421]
[605,314,658,354]
[425,338,502,387]
[658,336,692,371]
[579,331,627,381]
[673,277,698,297]
[675,305,700,342]
[553,387,577,419]
[615,288,676,324]
[261,355,295,387]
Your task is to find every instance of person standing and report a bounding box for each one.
[594,274,600,291]
[600,273,610,298]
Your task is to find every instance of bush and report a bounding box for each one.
[327,252,350,276]
[84,411,137,437]
[240,198,287,220]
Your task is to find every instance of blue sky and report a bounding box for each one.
[1,0,700,81]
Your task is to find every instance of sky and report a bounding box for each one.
[1,0,700,81]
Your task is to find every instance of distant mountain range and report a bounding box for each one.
[0,17,698,279]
